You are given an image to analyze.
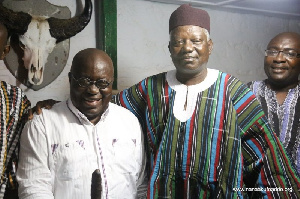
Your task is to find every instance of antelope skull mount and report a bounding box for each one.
[0,0,92,85]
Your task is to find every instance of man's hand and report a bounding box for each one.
[28,99,60,120]
[91,169,102,199]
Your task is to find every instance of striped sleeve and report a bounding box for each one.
[231,79,300,198]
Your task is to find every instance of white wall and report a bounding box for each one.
[0,0,300,105]
[117,0,300,91]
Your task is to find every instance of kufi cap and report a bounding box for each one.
[169,4,210,33]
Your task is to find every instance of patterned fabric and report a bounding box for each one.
[112,69,300,199]
[248,80,300,174]
[0,81,30,198]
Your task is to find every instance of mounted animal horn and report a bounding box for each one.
[0,1,93,86]
[0,3,32,35]
[48,0,93,43]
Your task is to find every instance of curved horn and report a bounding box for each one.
[47,0,93,43]
[0,3,32,35]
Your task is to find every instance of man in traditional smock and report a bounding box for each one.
[112,4,300,198]
[0,22,30,199]
[248,32,300,174]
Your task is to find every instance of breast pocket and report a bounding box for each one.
[112,138,137,174]
[53,142,86,181]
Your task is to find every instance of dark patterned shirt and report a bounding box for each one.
[249,80,300,174]
[0,81,30,197]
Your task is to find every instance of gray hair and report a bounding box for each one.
[203,28,210,41]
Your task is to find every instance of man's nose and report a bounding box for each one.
[274,51,286,63]
[182,40,193,52]
[87,84,100,94]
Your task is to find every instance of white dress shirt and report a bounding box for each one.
[17,99,145,199]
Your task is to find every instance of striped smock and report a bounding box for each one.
[0,81,30,198]
[112,69,300,198]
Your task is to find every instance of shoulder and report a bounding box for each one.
[207,69,239,84]
[247,80,264,88]
[0,81,31,108]
[213,71,255,98]
[26,101,71,136]
[247,80,266,97]
[42,101,69,116]
[143,72,167,82]
[211,70,244,88]
[107,103,141,131]
[106,103,142,138]
[108,103,139,121]
[32,101,69,122]
[0,81,26,96]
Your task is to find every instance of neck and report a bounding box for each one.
[176,68,208,86]
[266,79,299,92]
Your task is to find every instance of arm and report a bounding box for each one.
[232,81,300,198]
[16,116,54,199]
[27,99,59,120]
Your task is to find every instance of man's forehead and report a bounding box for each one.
[268,34,300,49]
[0,27,7,39]
[170,25,206,37]
[73,60,113,75]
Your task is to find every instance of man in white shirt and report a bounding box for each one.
[16,48,145,199]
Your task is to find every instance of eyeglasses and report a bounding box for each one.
[265,49,300,59]
[69,73,112,89]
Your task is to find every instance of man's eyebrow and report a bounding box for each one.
[266,46,278,50]
[267,47,297,51]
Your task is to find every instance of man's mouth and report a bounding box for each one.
[84,98,102,106]
[182,56,195,62]
[271,66,288,73]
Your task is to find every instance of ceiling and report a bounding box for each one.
[145,0,300,20]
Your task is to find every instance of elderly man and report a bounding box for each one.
[16,48,145,199]
[112,5,300,198]
[248,32,300,174]
[0,22,30,199]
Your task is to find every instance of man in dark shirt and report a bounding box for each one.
[249,32,300,174]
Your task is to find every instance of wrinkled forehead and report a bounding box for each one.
[268,33,300,50]
[72,55,114,78]
[170,25,207,39]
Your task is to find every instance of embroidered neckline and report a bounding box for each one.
[166,68,219,122]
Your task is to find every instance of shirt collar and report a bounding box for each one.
[166,68,219,92]
[66,98,110,126]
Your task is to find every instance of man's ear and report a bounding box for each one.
[208,39,213,55]
[0,45,10,60]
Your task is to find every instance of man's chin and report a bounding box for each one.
[177,65,206,74]
[268,75,288,83]
[84,110,102,120]
[83,104,109,118]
